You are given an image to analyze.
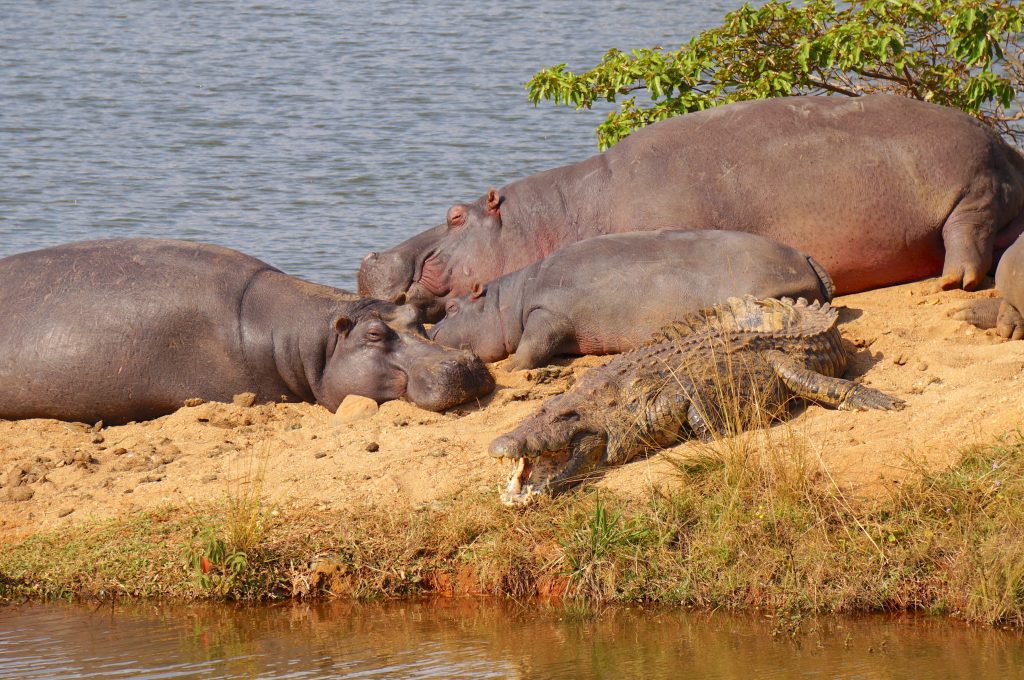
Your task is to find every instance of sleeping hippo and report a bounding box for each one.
[429,230,833,369]
[955,235,1024,340]
[0,239,494,424]
[359,95,1024,322]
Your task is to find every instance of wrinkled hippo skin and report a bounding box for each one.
[359,95,1024,321]
[0,239,494,423]
[994,236,1024,340]
[430,230,834,369]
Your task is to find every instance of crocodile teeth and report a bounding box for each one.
[508,458,526,495]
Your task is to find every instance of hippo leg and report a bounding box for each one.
[997,300,1024,340]
[506,310,573,370]
[939,204,1001,291]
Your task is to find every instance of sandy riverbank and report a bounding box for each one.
[0,277,1021,539]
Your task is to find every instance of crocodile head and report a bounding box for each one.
[487,396,609,505]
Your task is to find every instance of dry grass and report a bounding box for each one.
[3,431,1024,626]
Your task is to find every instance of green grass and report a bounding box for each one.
[4,430,1024,626]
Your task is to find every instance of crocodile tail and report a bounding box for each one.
[806,255,835,302]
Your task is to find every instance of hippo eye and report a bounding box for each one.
[364,325,387,342]
[445,300,459,316]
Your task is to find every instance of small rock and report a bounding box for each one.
[111,448,128,456]
[429,450,448,458]
[365,441,380,453]
[201,474,218,483]
[232,392,257,407]
[314,451,327,459]
[183,397,206,407]
[8,486,34,502]
[139,474,165,484]
[333,395,378,424]
[57,507,74,518]
[893,352,909,366]
[90,420,104,432]
[91,434,104,444]
[916,362,928,371]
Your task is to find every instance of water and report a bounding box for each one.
[1,600,1023,679]
[0,0,744,289]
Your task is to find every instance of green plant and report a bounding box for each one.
[559,495,652,599]
[527,0,1024,149]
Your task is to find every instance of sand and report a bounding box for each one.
[1,278,1022,539]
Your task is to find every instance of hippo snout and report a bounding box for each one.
[357,248,414,299]
[403,350,495,411]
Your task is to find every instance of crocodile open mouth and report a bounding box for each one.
[496,450,571,506]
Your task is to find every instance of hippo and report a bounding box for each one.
[954,235,1024,340]
[0,239,494,424]
[429,230,834,369]
[358,95,1024,321]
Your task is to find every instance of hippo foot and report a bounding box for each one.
[939,266,986,292]
[997,301,1024,341]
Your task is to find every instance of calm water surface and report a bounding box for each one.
[1,0,743,288]
[2,600,1024,679]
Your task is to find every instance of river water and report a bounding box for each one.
[0,0,742,288]
[2,600,1024,679]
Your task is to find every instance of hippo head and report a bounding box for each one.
[358,188,505,323]
[320,303,495,412]
[487,396,609,505]
[427,284,508,363]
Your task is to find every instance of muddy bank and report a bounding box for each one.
[0,278,1022,539]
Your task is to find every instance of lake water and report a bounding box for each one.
[2,600,1024,679]
[0,0,744,289]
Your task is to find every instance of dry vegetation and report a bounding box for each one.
[4,424,1024,626]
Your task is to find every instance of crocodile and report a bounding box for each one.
[488,296,905,505]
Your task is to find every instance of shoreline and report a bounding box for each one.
[3,431,1024,627]
[2,277,1024,625]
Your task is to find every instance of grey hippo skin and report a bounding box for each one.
[956,236,1024,339]
[0,239,494,424]
[429,230,834,369]
[995,236,1024,339]
[358,95,1024,321]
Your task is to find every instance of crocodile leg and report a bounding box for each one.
[762,350,904,411]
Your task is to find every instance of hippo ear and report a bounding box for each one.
[486,187,502,215]
[446,205,467,229]
[333,316,354,338]
[470,283,484,300]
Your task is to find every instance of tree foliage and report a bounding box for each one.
[526,0,1024,149]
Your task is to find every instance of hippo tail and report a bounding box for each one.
[806,255,835,302]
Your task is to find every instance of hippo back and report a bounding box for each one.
[0,239,276,422]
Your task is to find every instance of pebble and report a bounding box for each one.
[57,507,74,518]
[232,392,257,407]
[201,474,218,483]
[183,397,206,407]
[314,452,327,459]
[365,442,380,452]
[333,395,379,424]
[8,486,34,502]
